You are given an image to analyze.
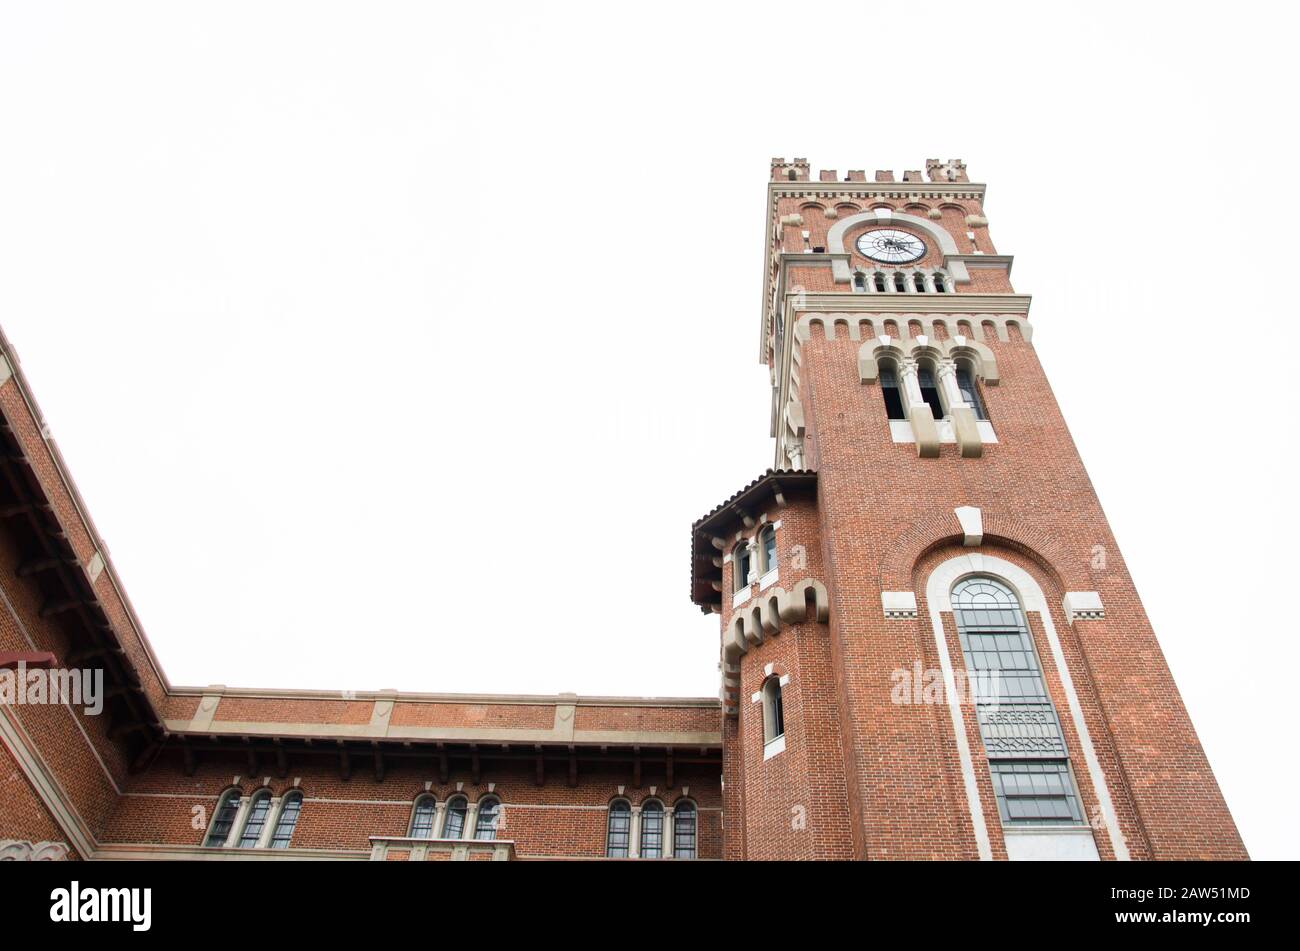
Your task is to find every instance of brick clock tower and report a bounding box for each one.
[689,158,1247,860]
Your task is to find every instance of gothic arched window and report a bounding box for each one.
[606,800,631,857]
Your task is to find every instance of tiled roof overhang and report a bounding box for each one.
[689,469,817,610]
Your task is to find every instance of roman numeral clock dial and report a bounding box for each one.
[856,228,926,264]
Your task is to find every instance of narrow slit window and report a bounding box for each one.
[934,273,947,292]
[762,676,785,743]
[874,272,887,292]
[894,272,907,292]
[913,273,926,292]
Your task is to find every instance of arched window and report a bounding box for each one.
[443,796,469,840]
[894,272,907,293]
[640,800,664,858]
[853,272,866,291]
[879,361,905,421]
[238,790,272,848]
[873,272,887,292]
[956,364,987,420]
[672,801,697,859]
[270,792,302,849]
[762,676,785,744]
[606,800,632,857]
[204,790,241,847]
[474,797,501,840]
[951,577,1083,825]
[409,795,436,838]
[934,272,947,293]
[759,524,777,576]
[733,542,752,593]
[913,273,927,293]
[917,364,946,419]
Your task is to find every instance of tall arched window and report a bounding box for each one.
[762,676,785,744]
[270,792,302,849]
[238,790,272,848]
[733,542,752,593]
[913,273,927,293]
[204,790,241,847]
[409,795,436,838]
[917,364,946,419]
[873,272,887,292]
[672,801,697,859]
[951,577,1083,825]
[474,797,501,840]
[606,800,631,857]
[879,361,905,421]
[759,524,777,576]
[640,800,665,858]
[934,273,947,293]
[894,272,907,292]
[853,272,866,291]
[443,796,469,840]
[956,364,987,420]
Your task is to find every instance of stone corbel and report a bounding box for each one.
[898,360,940,457]
[937,360,982,458]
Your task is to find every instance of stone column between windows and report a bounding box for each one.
[663,808,675,859]
[255,797,282,849]
[222,797,252,849]
[433,801,448,838]
[898,358,940,456]
[937,359,982,458]
[629,806,642,859]
[464,802,480,840]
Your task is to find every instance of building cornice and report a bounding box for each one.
[788,293,1032,315]
[767,181,987,200]
[167,685,718,707]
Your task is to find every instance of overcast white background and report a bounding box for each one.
[0,2,1294,859]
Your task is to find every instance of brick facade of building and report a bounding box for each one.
[0,158,1245,861]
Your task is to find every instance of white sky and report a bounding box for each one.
[1,1,1295,859]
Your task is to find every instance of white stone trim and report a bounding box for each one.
[926,552,1129,861]
[881,591,917,620]
[1063,591,1105,621]
[954,506,983,547]
[763,735,785,761]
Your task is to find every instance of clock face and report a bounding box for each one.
[856,228,926,264]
